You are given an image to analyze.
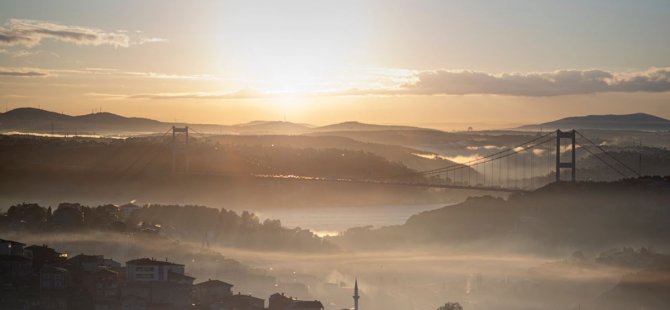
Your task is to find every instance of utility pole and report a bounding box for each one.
[555,129,576,182]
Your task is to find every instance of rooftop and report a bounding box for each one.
[126,258,183,266]
[196,279,234,288]
[0,239,26,246]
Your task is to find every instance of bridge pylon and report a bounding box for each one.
[555,129,576,182]
[171,126,189,174]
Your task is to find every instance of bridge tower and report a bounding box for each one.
[171,126,189,174]
[555,129,576,182]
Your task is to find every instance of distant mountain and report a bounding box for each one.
[0,107,71,121]
[518,113,670,131]
[313,121,423,132]
[0,108,179,134]
[231,120,313,134]
[0,107,438,136]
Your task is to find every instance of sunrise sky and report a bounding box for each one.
[1,0,669,129]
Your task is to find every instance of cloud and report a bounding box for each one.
[0,48,38,57]
[0,67,50,77]
[136,37,168,45]
[86,90,264,100]
[0,19,131,47]
[338,67,670,97]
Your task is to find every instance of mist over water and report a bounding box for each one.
[256,203,446,236]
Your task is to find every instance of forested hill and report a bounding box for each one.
[334,177,670,252]
[0,202,334,252]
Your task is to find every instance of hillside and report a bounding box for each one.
[0,108,436,136]
[518,113,670,131]
[204,134,472,173]
[0,108,179,134]
[312,121,423,132]
[231,120,313,134]
[333,178,670,251]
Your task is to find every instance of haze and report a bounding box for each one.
[1,0,670,129]
[2,1,670,310]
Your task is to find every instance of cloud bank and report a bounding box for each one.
[0,19,130,47]
[87,90,263,100]
[0,67,49,77]
[345,67,670,97]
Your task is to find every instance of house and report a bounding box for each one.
[0,254,32,286]
[83,267,121,310]
[121,294,146,310]
[24,244,63,272]
[269,293,324,310]
[269,293,293,310]
[0,238,25,256]
[39,266,71,310]
[40,265,70,290]
[193,279,234,305]
[67,253,122,273]
[122,258,193,309]
[126,258,185,282]
[69,254,104,272]
[167,271,195,285]
[287,300,324,310]
[224,293,265,310]
[122,281,192,310]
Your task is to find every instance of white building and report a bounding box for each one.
[125,258,185,282]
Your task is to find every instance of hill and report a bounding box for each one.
[333,178,670,252]
[313,121,423,132]
[0,108,437,136]
[518,113,670,131]
[204,134,472,173]
[231,120,313,134]
[0,108,180,134]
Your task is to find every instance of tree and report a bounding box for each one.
[52,203,84,229]
[46,206,53,223]
[6,203,46,227]
[437,302,463,310]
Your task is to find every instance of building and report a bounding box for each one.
[0,254,32,286]
[269,293,293,310]
[68,254,122,273]
[69,254,104,272]
[120,294,146,310]
[224,293,265,310]
[84,268,121,310]
[24,244,64,272]
[193,279,234,305]
[287,300,324,310]
[126,258,185,282]
[268,293,324,310]
[0,238,25,256]
[122,258,193,309]
[39,266,71,310]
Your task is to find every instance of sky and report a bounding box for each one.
[0,0,669,129]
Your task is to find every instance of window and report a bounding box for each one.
[135,274,154,279]
[135,266,154,272]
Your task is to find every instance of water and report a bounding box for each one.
[256,203,447,237]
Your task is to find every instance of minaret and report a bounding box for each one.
[353,278,360,310]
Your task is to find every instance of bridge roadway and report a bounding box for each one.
[183,172,530,193]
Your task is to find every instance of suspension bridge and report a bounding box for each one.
[146,126,643,193]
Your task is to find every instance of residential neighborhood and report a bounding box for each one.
[0,238,326,310]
